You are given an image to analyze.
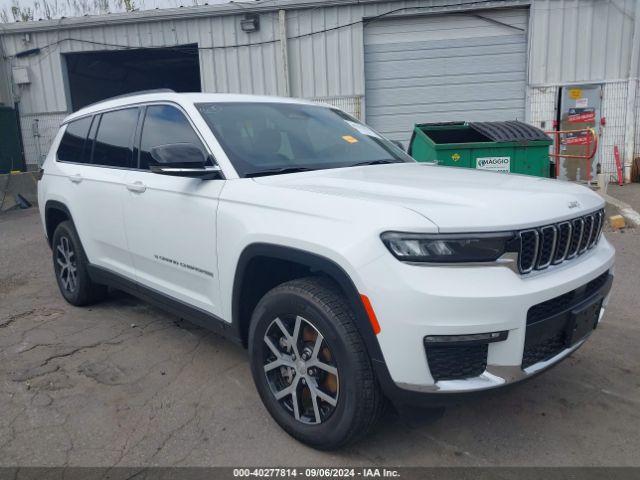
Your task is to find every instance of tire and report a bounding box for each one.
[51,220,108,306]
[249,277,384,449]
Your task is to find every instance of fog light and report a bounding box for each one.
[424,331,508,346]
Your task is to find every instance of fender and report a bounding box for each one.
[232,243,387,365]
[45,199,72,218]
[44,200,74,246]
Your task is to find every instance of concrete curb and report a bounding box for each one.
[599,191,640,228]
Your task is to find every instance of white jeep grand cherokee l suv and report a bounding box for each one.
[38,91,614,449]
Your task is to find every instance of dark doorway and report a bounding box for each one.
[64,45,201,111]
[0,106,25,173]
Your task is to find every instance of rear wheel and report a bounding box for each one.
[249,277,384,449]
[52,221,107,306]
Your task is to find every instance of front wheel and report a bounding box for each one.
[248,277,384,449]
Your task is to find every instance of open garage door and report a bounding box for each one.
[64,45,201,111]
[364,9,529,145]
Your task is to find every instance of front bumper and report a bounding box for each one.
[358,236,615,403]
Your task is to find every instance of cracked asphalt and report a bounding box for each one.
[1,208,639,467]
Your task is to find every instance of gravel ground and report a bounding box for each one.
[0,208,639,467]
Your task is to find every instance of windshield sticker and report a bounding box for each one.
[342,135,359,144]
[346,121,381,139]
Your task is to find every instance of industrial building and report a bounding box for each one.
[0,0,638,181]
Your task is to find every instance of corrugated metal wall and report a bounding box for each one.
[529,0,638,85]
[0,16,285,115]
[0,0,530,165]
[0,43,12,106]
[0,0,531,116]
[1,0,638,171]
[636,81,640,161]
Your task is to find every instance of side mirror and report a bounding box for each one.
[149,143,221,179]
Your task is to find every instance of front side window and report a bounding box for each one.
[195,102,413,177]
[91,108,139,168]
[139,105,206,170]
[57,116,93,163]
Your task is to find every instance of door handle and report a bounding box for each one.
[126,181,146,193]
[69,173,83,184]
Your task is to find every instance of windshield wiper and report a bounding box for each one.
[245,166,316,178]
[350,159,403,167]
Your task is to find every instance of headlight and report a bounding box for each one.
[381,232,517,263]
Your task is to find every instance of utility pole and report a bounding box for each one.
[623,0,640,182]
[278,9,290,97]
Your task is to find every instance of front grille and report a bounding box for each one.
[522,270,611,369]
[518,209,604,274]
[527,270,610,325]
[519,230,539,273]
[522,330,566,369]
[537,226,557,269]
[585,270,610,297]
[567,218,583,258]
[552,222,571,264]
[425,344,488,381]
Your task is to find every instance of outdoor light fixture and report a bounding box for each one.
[240,13,260,32]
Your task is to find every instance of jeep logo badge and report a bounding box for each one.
[568,201,580,209]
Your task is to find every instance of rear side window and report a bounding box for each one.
[57,116,92,163]
[92,108,139,168]
[139,105,205,170]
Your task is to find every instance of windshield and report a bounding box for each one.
[195,102,414,177]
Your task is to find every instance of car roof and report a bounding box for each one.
[63,92,324,124]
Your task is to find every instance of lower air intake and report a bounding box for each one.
[425,344,488,381]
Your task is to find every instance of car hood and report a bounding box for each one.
[253,163,604,232]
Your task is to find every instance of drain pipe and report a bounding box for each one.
[278,9,290,97]
[31,118,43,167]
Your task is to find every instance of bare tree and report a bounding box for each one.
[1,0,141,22]
[2,0,35,21]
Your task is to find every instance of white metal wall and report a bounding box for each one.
[0,0,531,165]
[0,0,532,115]
[529,0,638,85]
[636,81,640,160]
[2,0,639,171]
[1,17,285,115]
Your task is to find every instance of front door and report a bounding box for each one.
[122,104,224,316]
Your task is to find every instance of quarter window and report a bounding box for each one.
[57,116,93,163]
[91,108,139,168]
[139,105,206,170]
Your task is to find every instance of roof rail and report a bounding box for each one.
[83,89,176,109]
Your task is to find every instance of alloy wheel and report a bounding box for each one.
[56,235,78,293]
[263,315,339,425]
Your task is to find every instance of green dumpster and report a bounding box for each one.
[408,121,552,177]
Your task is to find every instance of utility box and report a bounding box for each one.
[558,84,602,182]
[408,121,553,177]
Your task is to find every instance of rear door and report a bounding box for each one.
[122,103,224,316]
[65,107,139,279]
